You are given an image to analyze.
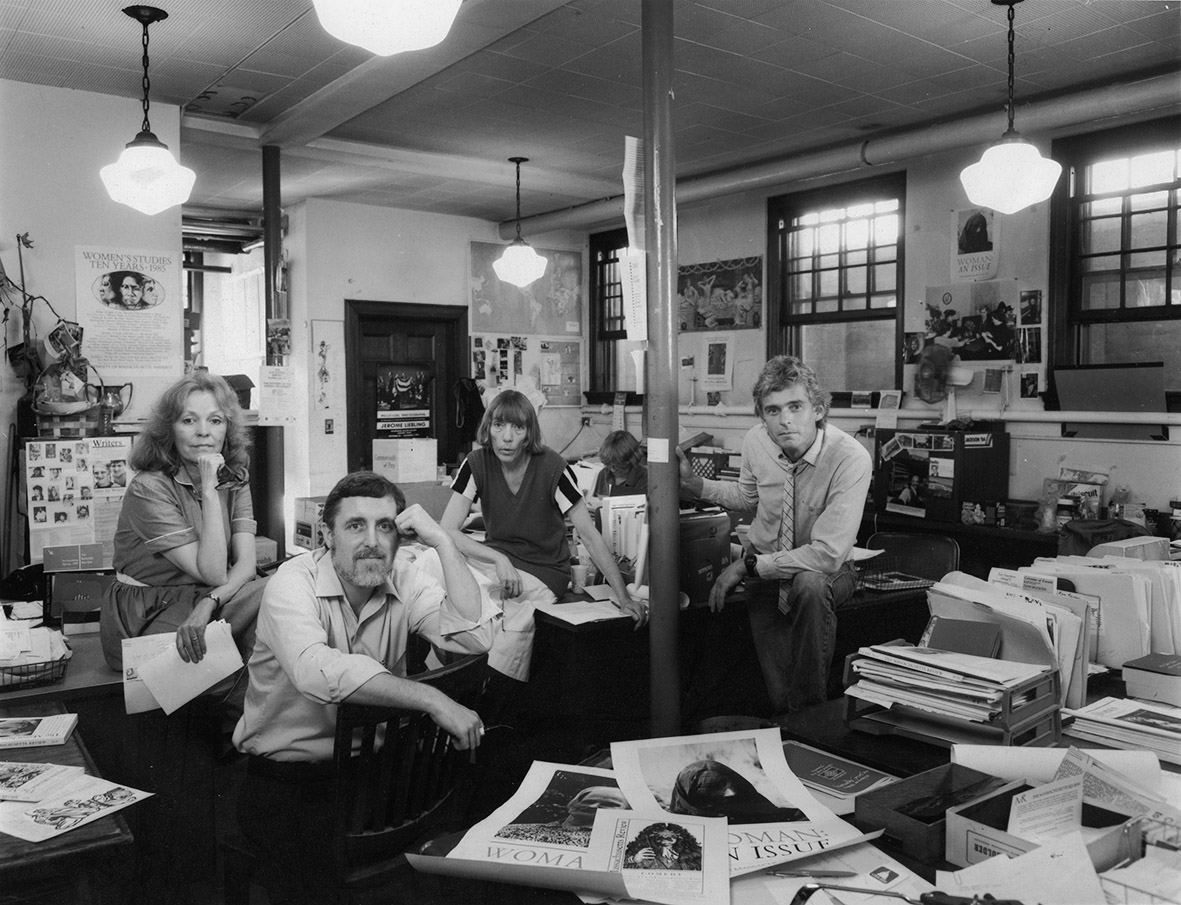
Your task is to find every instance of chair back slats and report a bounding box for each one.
[331,653,488,882]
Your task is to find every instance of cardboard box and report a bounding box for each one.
[373,438,437,484]
[853,763,1009,862]
[293,496,327,551]
[945,780,1141,870]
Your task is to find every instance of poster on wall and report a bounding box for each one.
[74,246,183,378]
[701,333,734,390]
[471,335,582,408]
[677,256,762,332]
[951,208,1000,282]
[375,364,432,437]
[311,320,345,413]
[469,241,582,336]
[24,437,133,565]
[923,280,1019,361]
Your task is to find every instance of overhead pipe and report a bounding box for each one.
[498,69,1180,239]
[643,0,681,740]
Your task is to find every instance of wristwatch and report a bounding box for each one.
[203,592,222,609]
[743,552,759,579]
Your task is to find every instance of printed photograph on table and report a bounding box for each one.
[676,256,762,332]
[491,768,629,847]
[470,241,582,335]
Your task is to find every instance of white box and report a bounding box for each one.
[293,496,327,550]
[373,438,437,484]
[1088,536,1170,560]
[945,780,1140,871]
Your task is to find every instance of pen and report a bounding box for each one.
[767,869,859,879]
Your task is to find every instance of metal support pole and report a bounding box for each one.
[261,144,286,559]
[643,0,679,738]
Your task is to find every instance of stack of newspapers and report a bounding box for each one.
[1064,697,1181,766]
[846,644,1052,724]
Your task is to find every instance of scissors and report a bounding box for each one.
[789,885,1024,905]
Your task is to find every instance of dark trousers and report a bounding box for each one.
[745,562,856,715]
[237,756,345,904]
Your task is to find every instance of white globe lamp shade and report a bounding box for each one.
[493,240,548,288]
[960,139,1062,215]
[313,0,461,55]
[101,133,195,215]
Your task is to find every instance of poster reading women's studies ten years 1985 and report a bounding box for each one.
[74,246,183,377]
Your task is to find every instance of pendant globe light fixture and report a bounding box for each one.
[100,6,195,216]
[959,0,1061,215]
[494,158,548,288]
[313,0,462,56]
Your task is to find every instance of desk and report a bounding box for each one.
[0,700,134,902]
[2,634,121,706]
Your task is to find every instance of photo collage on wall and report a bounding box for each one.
[471,335,581,408]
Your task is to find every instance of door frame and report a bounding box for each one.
[344,300,469,473]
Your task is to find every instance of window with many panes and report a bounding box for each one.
[767,173,903,392]
[589,227,629,392]
[1051,117,1181,380]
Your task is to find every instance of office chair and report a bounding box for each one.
[221,652,489,903]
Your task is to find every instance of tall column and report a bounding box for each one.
[642,0,679,738]
[261,144,285,559]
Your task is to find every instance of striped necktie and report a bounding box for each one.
[777,463,797,613]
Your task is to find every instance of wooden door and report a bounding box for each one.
[345,301,468,473]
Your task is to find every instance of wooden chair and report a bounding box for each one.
[221,652,488,903]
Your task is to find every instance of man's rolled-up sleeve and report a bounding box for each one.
[257,563,385,704]
[403,561,495,655]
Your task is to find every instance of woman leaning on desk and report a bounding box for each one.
[438,390,646,701]
[99,371,266,711]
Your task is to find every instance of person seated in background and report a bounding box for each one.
[440,390,646,720]
[99,371,267,716]
[677,355,871,715]
[232,470,491,903]
[595,430,648,497]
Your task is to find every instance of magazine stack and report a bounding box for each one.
[843,643,1060,748]
[1064,697,1181,766]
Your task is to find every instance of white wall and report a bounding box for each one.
[0,80,181,571]
[282,198,589,542]
[582,130,1181,513]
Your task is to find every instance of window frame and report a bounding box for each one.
[766,171,905,390]
[588,226,630,393]
[1049,116,1181,370]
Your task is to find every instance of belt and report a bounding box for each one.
[246,754,334,783]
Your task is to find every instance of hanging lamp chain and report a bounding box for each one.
[139,17,153,134]
[514,160,523,241]
[1006,0,1015,134]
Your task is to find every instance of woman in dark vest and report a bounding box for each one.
[442,390,645,690]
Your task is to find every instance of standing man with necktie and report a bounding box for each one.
[677,356,872,714]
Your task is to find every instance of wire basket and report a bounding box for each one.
[855,554,940,592]
[1100,814,1181,903]
[0,656,70,690]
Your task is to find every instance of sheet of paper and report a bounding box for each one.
[1006,774,1084,844]
[533,599,625,626]
[121,633,175,714]
[950,745,1163,793]
[935,834,1107,905]
[0,773,151,843]
[138,620,242,715]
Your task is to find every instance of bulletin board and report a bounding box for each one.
[471,334,582,408]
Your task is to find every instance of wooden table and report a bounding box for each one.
[0,700,135,903]
[1,634,122,706]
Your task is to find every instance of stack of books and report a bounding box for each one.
[1123,652,1181,707]
[1064,697,1181,766]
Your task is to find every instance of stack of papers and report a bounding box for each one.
[1064,696,1181,766]
[846,643,1052,725]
